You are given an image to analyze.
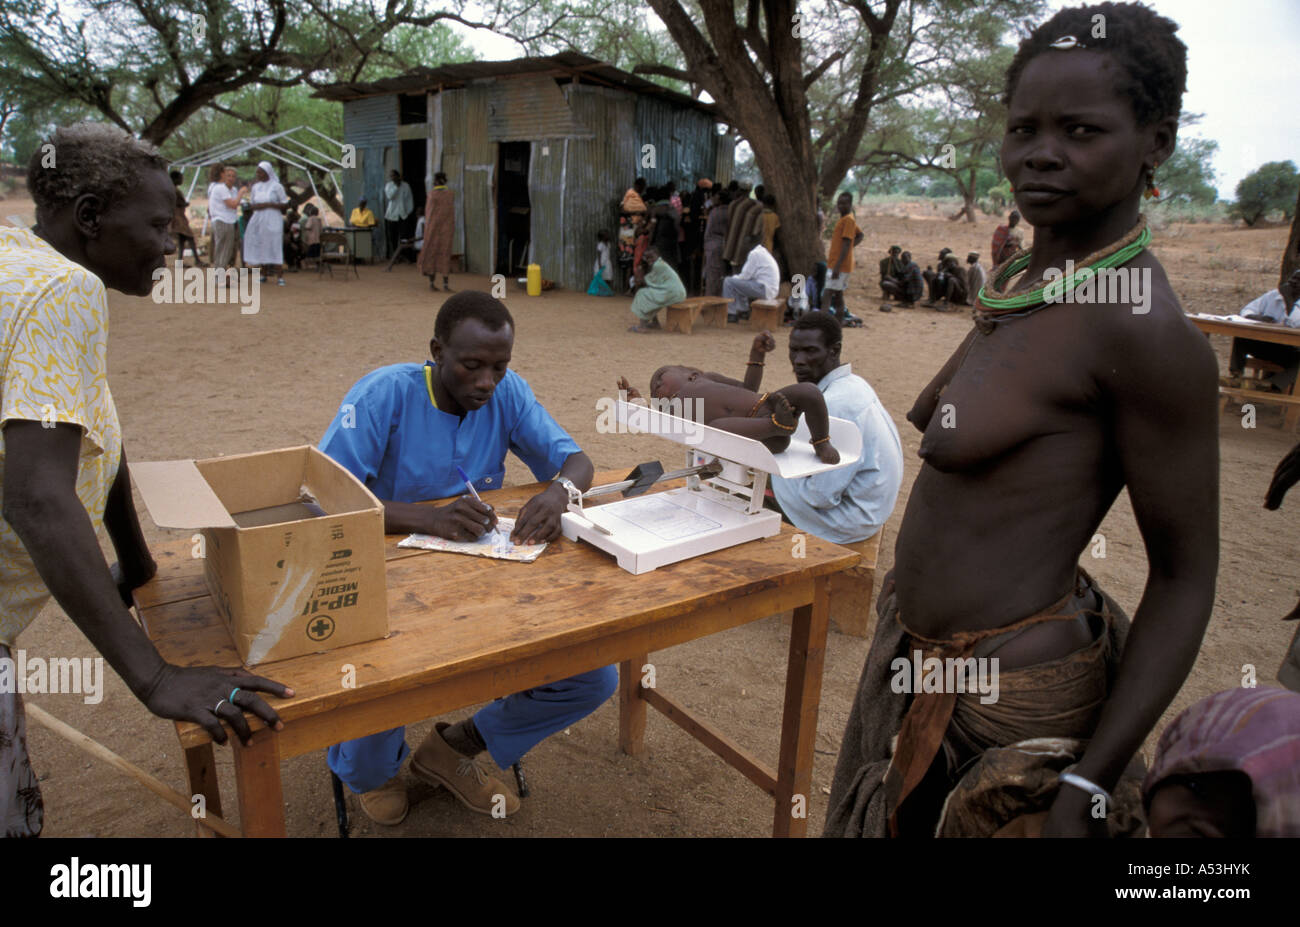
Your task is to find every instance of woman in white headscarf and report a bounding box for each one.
[243,160,289,285]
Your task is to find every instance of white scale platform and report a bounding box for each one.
[561,400,861,574]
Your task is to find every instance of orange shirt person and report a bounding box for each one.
[823,192,864,322]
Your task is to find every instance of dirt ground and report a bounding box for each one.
[5,192,1295,838]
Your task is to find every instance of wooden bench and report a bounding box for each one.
[1220,386,1300,430]
[660,296,730,334]
[826,527,883,638]
[749,299,783,331]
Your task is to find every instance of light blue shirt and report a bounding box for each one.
[383,181,414,222]
[1242,289,1300,328]
[320,363,580,503]
[770,364,903,544]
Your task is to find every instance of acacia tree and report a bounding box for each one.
[852,46,1009,222]
[170,24,474,217]
[522,0,1041,273]
[1284,185,1300,286]
[0,0,563,147]
[1231,160,1299,227]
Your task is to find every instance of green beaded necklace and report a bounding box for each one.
[975,219,1152,313]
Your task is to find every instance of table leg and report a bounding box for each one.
[773,575,831,838]
[1286,380,1300,433]
[231,731,286,838]
[184,742,223,838]
[619,655,648,756]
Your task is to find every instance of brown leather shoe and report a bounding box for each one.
[411,722,520,817]
[357,775,409,826]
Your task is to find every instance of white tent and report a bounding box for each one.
[168,125,349,234]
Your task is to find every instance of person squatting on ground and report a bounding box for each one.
[922,249,969,308]
[879,245,906,301]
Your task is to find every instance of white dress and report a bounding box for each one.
[243,167,287,266]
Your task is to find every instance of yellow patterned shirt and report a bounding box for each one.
[0,226,121,646]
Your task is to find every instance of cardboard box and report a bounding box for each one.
[132,446,389,665]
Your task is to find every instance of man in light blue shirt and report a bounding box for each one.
[319,291,615,826]
[763,313,903,545]
[1229,269,1300,392]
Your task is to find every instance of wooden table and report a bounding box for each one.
[1191,315,1300,430]
[135,472,859,838]
[337,226,374,263]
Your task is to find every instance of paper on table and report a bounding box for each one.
[603,495,723,541]
[397,516,547,563]
[1192,313,1268,325]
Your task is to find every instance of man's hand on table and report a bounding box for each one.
[426,495,498,541]
[137,664,295,746]
[512,481,568,545]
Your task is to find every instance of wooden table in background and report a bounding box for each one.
[1192,315,1300,430]
[135,472,859,838]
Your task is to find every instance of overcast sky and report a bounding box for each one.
[453,0,1298,199]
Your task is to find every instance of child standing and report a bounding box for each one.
[595,230,614,286]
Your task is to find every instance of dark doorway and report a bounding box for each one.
[497,142,530,276]
[400,139,427,243]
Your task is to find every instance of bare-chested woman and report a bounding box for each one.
[617,334,841,463]
[825,2,1218,837]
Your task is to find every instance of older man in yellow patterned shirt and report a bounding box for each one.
[1,123,292,836]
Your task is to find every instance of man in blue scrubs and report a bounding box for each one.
[319,291,615,825]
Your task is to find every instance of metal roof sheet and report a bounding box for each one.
[314,51,717,117]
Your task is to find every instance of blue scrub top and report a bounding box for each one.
[320,362,581,503]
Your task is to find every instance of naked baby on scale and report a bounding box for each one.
[560,399,861,574]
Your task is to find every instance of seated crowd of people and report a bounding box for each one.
[610,175,1037,331]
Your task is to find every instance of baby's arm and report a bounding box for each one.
[700,370,748,389]
[776,383,840,463]
[744,331,776,391]
[616,375,645,401]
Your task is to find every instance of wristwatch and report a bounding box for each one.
[555,477,581,505]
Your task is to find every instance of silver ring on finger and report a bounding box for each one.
[213,698,228,713]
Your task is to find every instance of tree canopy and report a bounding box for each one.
[1232,160,1299,227]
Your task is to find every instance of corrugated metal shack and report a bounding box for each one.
[316,52,734,291]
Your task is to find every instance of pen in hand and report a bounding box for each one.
[456,466,499,539]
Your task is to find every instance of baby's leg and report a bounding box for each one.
[707,413,784,441]
[775,383,839,463]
